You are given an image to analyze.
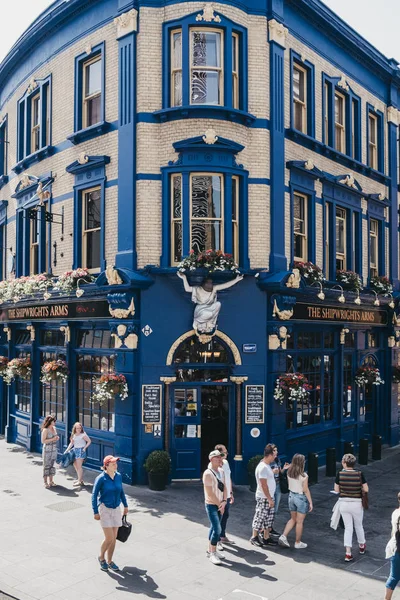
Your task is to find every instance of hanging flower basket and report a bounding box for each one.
[370,275,393,296]
[393,366,400,384]
[91,373,129,406]
[4,357,32,385]
[0,356,9,377]
[273,372,311,405]
[292,261,323,284]
[355,366,384,387]
[40,360,69,384]
[336,270,363,291]
[178,250,240,285]
[53,268,95,293]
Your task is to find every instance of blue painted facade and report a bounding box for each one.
[0,0,399,484]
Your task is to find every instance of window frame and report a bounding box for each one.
[366,105,384,173]
[293,191,308,262]
[189,172,225,255]
[16,76,52,163]
[290,52,315,138]
[0,116,8,179]
[334,91,346,154]
[189,27,224,107]
[293,64,307,134]
[82,55,103,130]
[164,14,248,113]
[368,113,378,170]
[369,217,379,278]
[73,43,105,134]
[73,179,106,273]
[82,186,102,273]
[335,206,347,271]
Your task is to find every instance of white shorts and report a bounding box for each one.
[99,503,122,528]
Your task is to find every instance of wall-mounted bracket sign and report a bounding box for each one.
[142,385,162,424]
[245,385,265,424]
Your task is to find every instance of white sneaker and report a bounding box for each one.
[278,535,290,548]
[209,552,222,565]
[217,542,224,551]
[294,541,307,549]
[215,550,225,560]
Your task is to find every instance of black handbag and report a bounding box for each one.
[279,469,289,494]
[117,515,132,543]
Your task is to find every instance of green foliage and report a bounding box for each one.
[144,450,171,473]
[247,455,263,475]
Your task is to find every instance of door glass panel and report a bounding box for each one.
[174,388,198,417]
[175,424,199,438]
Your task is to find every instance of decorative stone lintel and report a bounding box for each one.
[160,377,177,385]
[196,4,221,23]
[27,325,35,341]
[114,8,138,39]
[268,19,288,48]
[60,325,71,344]
[337,75,349,92]
[3,326,11,342]
[230,376,248,385]
[202,128,218,145]
[387,106,399,125]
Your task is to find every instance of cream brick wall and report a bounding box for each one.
[0,22,119,277]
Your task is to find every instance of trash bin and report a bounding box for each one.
[359,438,369,465]
[343,441,354,455]
[326,447,336,477]
[372,434,382,461]
[308,452,319,485]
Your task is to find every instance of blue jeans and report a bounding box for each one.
[205,504,222,546]
[386,552,400,590]
[274,483,282,516]
[220,497,231,537]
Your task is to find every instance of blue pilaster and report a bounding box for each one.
[115,12,138,270]
[388,110,399,289]
[269,28,287,272]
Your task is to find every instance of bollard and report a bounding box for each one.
[326,447,337,477]
[308,452,319,485]
[372,434,382,461]
[343,441,354,455]
[359,438,369,465]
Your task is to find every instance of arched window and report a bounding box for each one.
[173,335,232,382]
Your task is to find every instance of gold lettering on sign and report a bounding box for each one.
[302,303,382,324]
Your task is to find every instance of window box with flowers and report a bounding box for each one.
[370,275,392,296]
[273,373,311,405]
[292,261,323,285]
[355,366,384,387]
[178,250,240,285]
[4,357,32,385]
[91,373,128,407]
[336,270,363,291]
[53,268,95,294]
[40,360,69,384]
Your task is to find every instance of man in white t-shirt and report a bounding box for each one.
[250,444,278,548]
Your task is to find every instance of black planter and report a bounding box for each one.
[248,474,257,492]
[184,268,209,286]
[210,270,238,284]
[148,472,168,491]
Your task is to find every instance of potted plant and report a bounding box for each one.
[247,455,263,492]
[273,373,311,405]
[4,357,32,385]
[355,366,384,387]
[40,359,69,384]
[370,275,393,295]
[53,268,95,293]
[91,373,128,406]
[0,356,9,378]
[336,270,363,291]
[144,450,171,491]
[178,250,240,285]
[292,261,323,284]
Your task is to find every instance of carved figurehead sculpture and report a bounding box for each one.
[177,272,243,339]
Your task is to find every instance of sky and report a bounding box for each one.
[0,0,399,64]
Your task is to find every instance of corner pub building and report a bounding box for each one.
[0,0,399,484]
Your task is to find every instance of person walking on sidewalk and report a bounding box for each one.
[215,444,234,544]
[385,492,400,599]
[334,453,368,562]
[250,444,278,548]
[269,444,289,537]
[65,422,91,487]
[41,415,59,488]
[278,453,313,549]
[203,449,227,565]
[92,455,129,572]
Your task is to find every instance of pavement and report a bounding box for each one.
[0,439,398,600]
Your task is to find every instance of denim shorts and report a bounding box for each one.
[288,491,309,514]
[74,448,86,460]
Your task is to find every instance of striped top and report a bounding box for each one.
[335,469,366,498]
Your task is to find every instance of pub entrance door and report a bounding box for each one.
[172,384,230,479]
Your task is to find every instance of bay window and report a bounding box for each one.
[190,30,223,105]
[293,65,307,133]
[369,218,379,278]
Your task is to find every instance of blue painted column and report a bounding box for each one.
[388,107,399,289]
[115,6,138,270]
[268,20,288,272]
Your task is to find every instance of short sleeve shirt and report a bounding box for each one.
[335,469,366,498]
[203,468,224,505]
[255,461,276,500]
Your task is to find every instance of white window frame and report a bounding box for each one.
[370,218,379,278]
[232,33,239,110]
[171,29,182,107]
[171,174,182,266]
[334,91,345,153]
[368,113,378,170]
[293,64,307,134]
[293,192,308,261]
[190,28,224,106]
[82,186,101,273]
[31,93,40,154]
[190,172,224,253]
[82,55,102,129]
[336,206,347,271]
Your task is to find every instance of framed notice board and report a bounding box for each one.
[245,385,265,424]
[142,385,162,424]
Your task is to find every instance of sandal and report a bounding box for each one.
[44,483,50,488]
[50,482,57,487]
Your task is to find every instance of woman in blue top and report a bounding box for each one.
[92,455,129,572]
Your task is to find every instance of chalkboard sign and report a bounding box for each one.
[245,385,265,424]
[142,385,162,424]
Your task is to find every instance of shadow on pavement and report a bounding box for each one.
[107,566,167,598]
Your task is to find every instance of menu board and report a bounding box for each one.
[142,385,162,424]
[245,385,265,424]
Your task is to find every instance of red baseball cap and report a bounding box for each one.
[103,455,120,467]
